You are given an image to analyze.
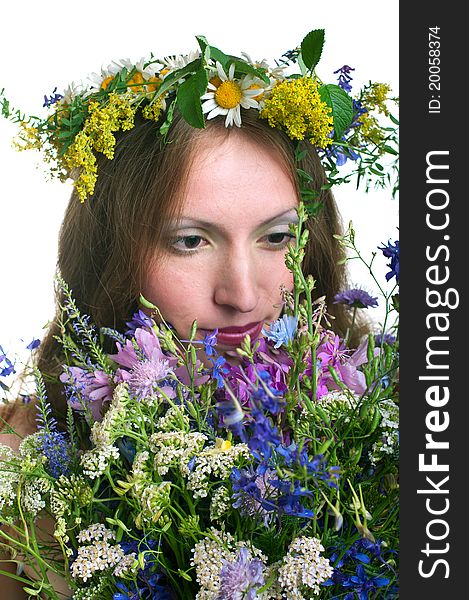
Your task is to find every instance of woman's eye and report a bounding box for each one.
[265,232,294,247]
[171,235,206,253]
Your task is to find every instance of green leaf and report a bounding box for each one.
[232,59,270,84]
[300,29,325,71]
[383,144,398,155]
[319,84,353,139]
[176,67,208,128]
[155,58,202,99]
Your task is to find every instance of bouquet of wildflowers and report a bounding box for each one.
[1,204,399,599]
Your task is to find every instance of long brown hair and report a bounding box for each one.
[37,108,367,421]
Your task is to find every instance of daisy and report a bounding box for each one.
[85,63,121,95]
[201,62,265,127]
[160,49,201,78]
[240,52,286,82]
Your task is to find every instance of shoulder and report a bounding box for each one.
[0,401,38,453]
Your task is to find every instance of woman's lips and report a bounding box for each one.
[205,321,264,347]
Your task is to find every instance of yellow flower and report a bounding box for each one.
[63,131,98,203]
[13,123,42,151]
[361,82,392,116]
[260,77,333,147]
[356,112,386,149]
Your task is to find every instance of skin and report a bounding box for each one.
[142,132,299,357]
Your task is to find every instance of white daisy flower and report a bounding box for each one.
[114,57,163,81]
[200,62,265,127]
[160,50,201,78]
[240,51,286,82]
[60,81,85,104]
[85,63,121,96]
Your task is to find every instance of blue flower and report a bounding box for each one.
[374,332,396,346]
[379,239,400,283]
[262,315,298,348]
[125,309,154,335]
[39,430,71,478]
[334,65,355,93]
[342,563,390,600]
[333,288,379,309]
[26,338,41,350]
[0,345,15,377]
[218,547,265,600]
[202,329,218,357]
[43,87,63,107]
[210,355,229,388]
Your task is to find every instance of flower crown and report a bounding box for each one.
[1,29,398,207]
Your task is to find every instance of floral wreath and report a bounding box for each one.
[1,29,398,209]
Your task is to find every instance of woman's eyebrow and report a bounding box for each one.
[170,208,299,231]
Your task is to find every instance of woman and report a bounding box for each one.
[0,32,388,597]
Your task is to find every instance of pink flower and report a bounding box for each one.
[60,366,113,421]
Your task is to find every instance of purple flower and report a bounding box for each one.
[0,345,15,377]
[201,329,219,357]
[374,332,396,346]
[231,465,278,526]
[43,87,63,107]
[60,366,113,421]
[125,309,154,336]
[110,327,176,399]
[26,338,41,350]
[210,355,230,388]
[342,563,390,599]
[39,430,71,478]
[334,65,355,93]
[262,315,298,348]
[218,547,265,600]
[333,288,378,309]
[379,239,400,283]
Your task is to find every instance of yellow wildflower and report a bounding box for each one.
[84,93,136,159]
[260,77,333,148]
[361,83,391,116]
[142,101,163,122]
[356,112,385,149]
[63,131,98,202]
[13,123,42,151]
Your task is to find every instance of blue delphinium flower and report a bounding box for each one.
[218,547,265,600]
[379,239,400,283]
[231,464,277,526]
[342,563,390,599]
[202,329,218,357]
[262,315,298,349]
[333,288,379,309]
[210,355,230,388]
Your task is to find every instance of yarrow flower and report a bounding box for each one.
[379,239,400,283]
[333,288,379,309]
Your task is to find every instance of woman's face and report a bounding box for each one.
[142,132,298,357]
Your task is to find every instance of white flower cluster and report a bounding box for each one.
[137,481,171,527]
[186,441,251,499]
[0,444,19,513]
[71,523,136,582]
[155,405,190,432]
[150,431,207,475]
[369,399,399,465]
[90,383,128,447]
[50,474,93,518]
[316,391,359,409]
[209,486,231,521]
[80,444,120,479]
[277,536,333,599]
[191,528,267,600]
[21,477,51,517]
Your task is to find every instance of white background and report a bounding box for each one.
[0,0,399,363]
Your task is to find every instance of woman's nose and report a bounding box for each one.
[213,250,259,313]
